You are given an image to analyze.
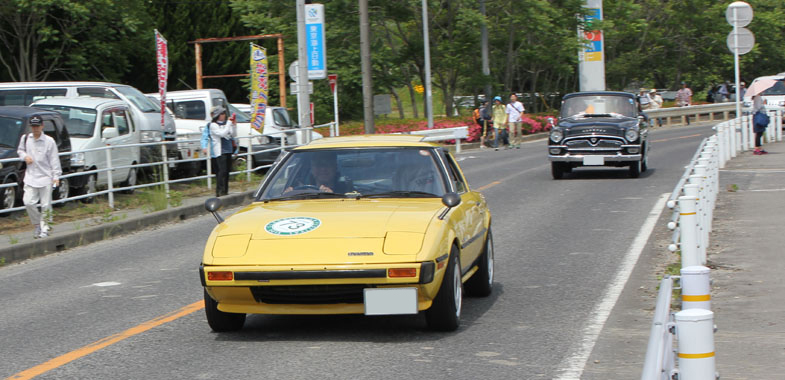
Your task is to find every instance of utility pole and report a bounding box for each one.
[296,0,311,142]
[422,0,434,129]
[359,0,374,134]
[480,0,492,112]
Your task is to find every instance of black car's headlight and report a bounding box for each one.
[625,128,639,142]
[550,128,564,143]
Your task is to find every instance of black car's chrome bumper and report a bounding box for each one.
[548,152,642,162]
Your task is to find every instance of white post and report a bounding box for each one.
[675,309,716,380]
[333,82,340,136]
[777,108,783,141]
[740,113,748,151]
[724,123,733,162]
[679,196,700,268]
[206,152,212,190]
[105,147,114,209]
[766,109,775,143]
[161,143,170,199]
[681,266,712,310]
[246,136,253,183]
[455,138,462,153]
[716,126,726,169]
[747,115,755,150]
[684,183,704,264]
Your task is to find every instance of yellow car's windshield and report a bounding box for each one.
[259,148,447,201]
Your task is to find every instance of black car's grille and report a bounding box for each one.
[249,285,371,304]
[565,138,623,149]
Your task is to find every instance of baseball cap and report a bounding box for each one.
[29,115,43,126]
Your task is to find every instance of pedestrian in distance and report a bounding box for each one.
[202,105,236,197]
[506,93,524,149]
[752,95,769,155]
[739,81,746,100]
[492,96,508,151]
[638,88,652,111]
[17,115,62,239]
[676,81,693,125]
[474,100,492,149]
[718,81,730,102]
[649,89,664,127]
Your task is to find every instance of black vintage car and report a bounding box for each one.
[547,91,650,179]
[0,106,77,212]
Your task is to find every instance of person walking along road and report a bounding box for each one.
[506,94,524,149]
[676,82,693,125]
[492,96,508,150]
[17,115,61,238]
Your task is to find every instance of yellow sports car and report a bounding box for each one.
[200,135,493,332]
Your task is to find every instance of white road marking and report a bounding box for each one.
[554,193,669,380]
[87,282,121,287]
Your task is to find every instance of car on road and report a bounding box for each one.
[548,91,650,179]
[0,106,75,211]
[32,98,141,197]
[742,74,785,112]
[200,134,493,332]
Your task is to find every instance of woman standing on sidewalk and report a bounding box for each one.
[203,106,236,196]
[752,95,769,155]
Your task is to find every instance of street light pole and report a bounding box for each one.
[359,0,374,134]
[296,0,311,142]
[422,0,433,129]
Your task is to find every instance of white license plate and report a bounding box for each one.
[364,287,418,315]
[583,156,605,166]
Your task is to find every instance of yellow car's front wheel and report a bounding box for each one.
[204,290,246,332]
[425,246,462,331]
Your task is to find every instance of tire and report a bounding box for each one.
[120,166,137,194]
[204,289,245,332]
[640,154,648,173]
[1,179,16,214]
[629,160,641,178]
[81,173,97,203]
[465,228,494,297]
[426,246,462,332]
[53,177,70,204]
[551,162,565,180]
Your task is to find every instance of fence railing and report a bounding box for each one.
[0,127,316,215]
[409,126,469,152]
[638,107,785,378]
[645,103,737,127]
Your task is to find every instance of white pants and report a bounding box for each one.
[23,184,52,228]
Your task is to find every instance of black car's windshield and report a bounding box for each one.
[259,148,447,201]
[34,105,96,137]
[561,95,637,118]
[0,116,24,148]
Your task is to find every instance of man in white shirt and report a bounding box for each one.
[17,115,62,238]
[505,94,525,149]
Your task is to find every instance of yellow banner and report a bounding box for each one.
[250,43,268,131]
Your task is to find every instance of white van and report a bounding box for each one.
[147,89,321,165]
[742,74,785,111]
[0,82,176,166]
[32,98,141,195]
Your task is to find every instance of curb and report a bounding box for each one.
[0,190,256,265]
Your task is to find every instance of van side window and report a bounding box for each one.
[77,88,120,100]
[0,89,67,106]
[112,110,130,135]
[172,100,206,120]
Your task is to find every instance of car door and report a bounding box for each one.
[100,107,132,185]
[440,150,484,272]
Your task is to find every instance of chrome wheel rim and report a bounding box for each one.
[2,187,14,209]
[453,260,462,318]
[87,175,97,194]
[487,235,494,285]
[57,178,69,199]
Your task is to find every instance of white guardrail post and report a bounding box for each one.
[776,108,783,142]
[105,147,114,209]
[679,196,701,268]
[681,266,711,311]
[675,309,716,380]
[740,113,748,151]
[161,143,170,198]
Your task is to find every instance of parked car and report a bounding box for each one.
[742,74,785,112]
[32,98,141,196]
[548,91,650,179]
[0,82,177,168]
[0,106,75,211]
[199,134,493,332]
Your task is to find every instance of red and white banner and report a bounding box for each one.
[155,30,168,127]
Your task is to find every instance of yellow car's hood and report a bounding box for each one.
[217,199,443,239]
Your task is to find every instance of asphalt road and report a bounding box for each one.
[0,124,714,380]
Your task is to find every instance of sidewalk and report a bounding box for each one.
[0,189,256,265]
[584,140,785,379]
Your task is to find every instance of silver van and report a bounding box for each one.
[0,82,176,166]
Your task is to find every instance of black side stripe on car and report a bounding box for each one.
[460,228,487,250]
[234,269,387,281]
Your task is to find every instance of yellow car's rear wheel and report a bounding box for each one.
[204,289,246,332]
[425,246,462,331]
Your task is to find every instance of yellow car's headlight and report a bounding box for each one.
[212,234,252,258]
[383,232,424,255]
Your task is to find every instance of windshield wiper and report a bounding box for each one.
[263,192,348,202]
[362,190,438,198]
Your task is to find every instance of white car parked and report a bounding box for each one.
[32,98,141,196]
[742,74,785,112]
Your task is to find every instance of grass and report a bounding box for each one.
[0,257,5,266]
[8,236,18,245]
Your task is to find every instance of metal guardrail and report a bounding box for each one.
[646,103,736,127]
[0,127,315,215]
[409,126,469,152]
[641,276,677,380]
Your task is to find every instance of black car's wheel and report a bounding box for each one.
[120,167,137,194]
[1,179,16,214]
[629,160,641,178]
[53,177,70,204]
[465,228,494,297]
[551,162,565,180]
[426,245,462,332]
[641,154,648,173]
[204,290,246,332]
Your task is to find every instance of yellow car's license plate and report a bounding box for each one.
[364,288,418,315]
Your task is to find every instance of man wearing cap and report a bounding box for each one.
[17,115,62,238]
[638,88,652,110]
[203,105,236,197]
[649,88,664,126]
[676,82,693,125]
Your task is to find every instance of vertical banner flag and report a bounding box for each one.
[578,0,606,91]
[155,30,168,127]
[250,43,269,131]
[305,4,327,80]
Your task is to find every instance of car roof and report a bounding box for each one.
[751,75,785,82]
[32,97,126,109]
[0,81,131,89]
[294,134,439,150]
[563,91,635,99]
[147,89,226,99]
[0,106,60,119]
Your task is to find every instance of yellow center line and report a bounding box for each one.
[476,181,501,191]
[651,133,702,143]
[8,300,204,380]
